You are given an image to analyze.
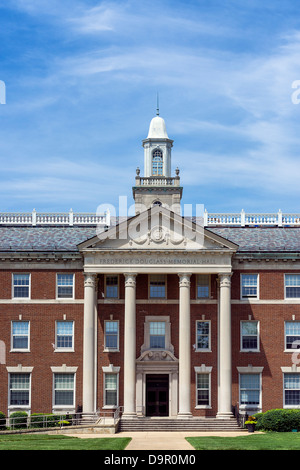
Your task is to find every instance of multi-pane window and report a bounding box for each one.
[241,274,258,299]
[239,374,260,407]
[285,275,300,299]
[284,374,300,407]
[152,149,163,176]
[104,321,119,350]
[149,275,166,298]
[12,321,29,350]
[196,374,210,406]
[196,321,210,350]
[57,274,74,299]
[104,374,118,407]
[285,322,300,350]
[105,276,118,298]
[13,274,30,298]
[56,321,74,350]
[9,373,30,406]
[196,275,209,298]
[241,321,259,351]
[54,373,74,406]
[149,322,166,349]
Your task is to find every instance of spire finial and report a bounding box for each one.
[156,92,159,116]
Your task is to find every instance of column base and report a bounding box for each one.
[177,412,193,419]
[216,411,234,419]
[122,412,137,419]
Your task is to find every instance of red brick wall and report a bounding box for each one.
[1,268,300,417]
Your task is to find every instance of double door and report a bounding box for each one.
[146,374,169,417]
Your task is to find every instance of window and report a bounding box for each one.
[54,373,74,406]
[149,275,166,298]
[12,321,29,351]
[196,321,210,350]
[196,374,210,406]
[149,321,166,349]
[104,321,119,350]
[241,274,258,299]
[196,275,210,298]
[13,274,30,298]
[285,322,300,350]
[9,373,30,406]
[241,321,259,351]
[57,274,74,299]
[104,374,118,407]
[285,275,300,299]
[239,374,260,407]
[105,276,119,298]
[284,373,300,407]
[56,321,74,350]
[152,149,163,176]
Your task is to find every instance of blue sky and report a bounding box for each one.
[1,0,300,216]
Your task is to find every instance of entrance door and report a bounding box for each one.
[146,374,169,417]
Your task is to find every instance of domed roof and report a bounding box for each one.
[147,115,169,139]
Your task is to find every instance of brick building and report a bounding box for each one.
[1,113,300,426]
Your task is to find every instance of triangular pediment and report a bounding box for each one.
[78,206,238,253]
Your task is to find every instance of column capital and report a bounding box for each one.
[84,273,97,288]
[178,272,192,287]
[218,272,232,288]
[124,272,137,287]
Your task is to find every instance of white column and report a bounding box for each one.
[123,273,137,417]
[82,273,97,414]
[178,273,192,418]
[217,273,233,419]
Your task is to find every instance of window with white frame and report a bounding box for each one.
[104,373,118,407]
[104,321,119,350]
[13,274,30,298]
[284,373,300,407]
[196,373,210,406]
[239,373,260,407]
[241,321,259,351]
[149,321,166,349]
[105,275,119,298]
[196,275,210,298]
[57,274,74,299]
[11,321,29,351]
[9,373,30,406]
[152,149,163,176]
[241,274,258,299]
[285,275,300,299]
[149,274,166,298]
[54,373,75,406]
[56,321,74,350]
[196,321,210,351]
[285,322,300,350]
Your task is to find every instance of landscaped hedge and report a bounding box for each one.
[9,411,28,429]
[254,409,300,432]
[0,412,6,430]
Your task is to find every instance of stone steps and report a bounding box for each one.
[118,417,244,432]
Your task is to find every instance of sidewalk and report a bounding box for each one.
[66,431,246,450]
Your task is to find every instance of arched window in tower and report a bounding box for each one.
[152,149,163,176]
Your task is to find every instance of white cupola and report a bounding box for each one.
[143,113,173,178]
[132,110,182,215]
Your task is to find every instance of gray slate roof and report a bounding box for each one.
[0,225,299,253]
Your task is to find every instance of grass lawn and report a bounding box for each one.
[186,432,300,450]
[0,434,131,450]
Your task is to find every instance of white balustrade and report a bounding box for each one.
[0,208,299,227]
[0,209,110,226]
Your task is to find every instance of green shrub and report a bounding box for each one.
[9,411,28,429]
[255,409,300,432]
[0,412,6,430]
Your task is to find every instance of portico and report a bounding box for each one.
[78,206,237,419]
